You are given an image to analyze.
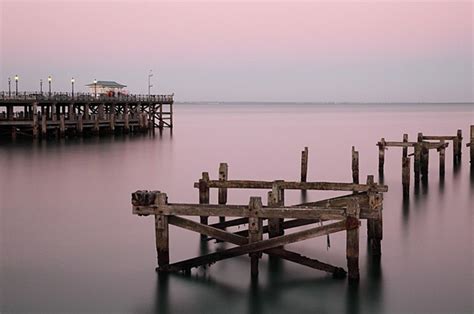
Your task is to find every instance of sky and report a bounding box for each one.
[0,0,472,102]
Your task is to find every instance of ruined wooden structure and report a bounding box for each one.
[376,132,454,197]
[132,148,387,282]
[0,92,173,140]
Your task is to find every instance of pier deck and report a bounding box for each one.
[0,92,173,139]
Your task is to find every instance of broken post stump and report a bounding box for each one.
[301,147,308,182]
[218,163,228,223]
[346,198,360,282]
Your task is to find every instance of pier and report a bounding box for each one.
[0,92,173,140]
[132,148,388,282]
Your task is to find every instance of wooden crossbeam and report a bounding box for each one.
[422,135,456,140]
[133,203,347,219]
[192,180,388,193]
[161,219,351,272]
[171,216,346,276]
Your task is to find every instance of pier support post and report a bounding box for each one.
[269,181,285,238]
[59,114,65,137]
[41,114,47,138]
[439,140,445,176]
[51,103,57,121]
[32,102,38,138]
[414,134,422,182]
[248,197,263,277]
[98,104,105,120]
[110,114,115,133]
[378,138,386,175]
[402,156,410,198]
[68,104,74,121]
[352,146,359,185]
[155,193,170,269]
[84,103,90,120]
[93,114,99,135]
[199,172,210,239]
[402,134,408,158]
[346,198,360,282]
[77,114,83,135]
[455,129,462,161]
[470,125,474,167]
[366,175,382,256]
[218,163,228,224]
[300,147,308,182]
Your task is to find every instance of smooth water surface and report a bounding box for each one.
[1,103,473,313]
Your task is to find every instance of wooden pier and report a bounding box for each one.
[132,148,387,282]
[0,92,173,140]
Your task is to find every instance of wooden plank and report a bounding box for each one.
[133,203,347,220]
[422,135,456,140]
[210,217,248,229]
[160,219,350,272]
[168,215,345,276]
[193,180,388,193]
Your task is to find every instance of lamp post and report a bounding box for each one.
[71,77,75,98]
[40,79,43,94]
[8,77,11,97]
[48,75,52,97]
[148,70,153,99]
[14,75,19,96]
[94,79,97,98]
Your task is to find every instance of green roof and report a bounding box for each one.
[86,80,126,88]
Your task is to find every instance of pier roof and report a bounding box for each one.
[85,81,126,88]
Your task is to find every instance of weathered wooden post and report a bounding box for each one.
[84,103,90,120]
[159,104,164,129]
[41,114,47,138]
[248,197,263,277]
[300,147,308,182]
[366,175,382,256]
[93,114,99,134]
[109,113,115,133]
[68,104,74,121]
[352,146,359,185]
[98,103,105,120]
[456,129,462,160]
[414,134,422,182]
[402,134,408,158]
[378,138,386,174]
[402,156,410,197]
[155,193,170,270]
[77,114,83,135]
[51,103,57,121]
[32,102,38,138]
[346,198,360,282]
[439,140,445,176]
[418,133,429,178]
[469,125,474,167]
[218,163,228,223]
[59,114,66,137]
[199,172,210,239]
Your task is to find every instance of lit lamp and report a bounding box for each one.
[14,75,19,96]
[48,75,52,96]
[94,79,97,98]
[71,77,75,98]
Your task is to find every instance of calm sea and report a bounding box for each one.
[1,103,473,313]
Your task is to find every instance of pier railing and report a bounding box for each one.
[0,91,174,103]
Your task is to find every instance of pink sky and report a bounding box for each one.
[1,1,472,102]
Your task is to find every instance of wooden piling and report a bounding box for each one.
[248,197,263,277]
[77,114,83,134]
[32,102,38,138]
[402,156,410,197]
[366,175,382,256]
[402,134,408,158]
[59,114,65,137]
[439,139,445,176]
[155,193,170,269]
[218,163,228,223]
[92,114,99,134]
[51,103,57,121]
[456,129,462,160]
[414,134,422,181]
[199,172,210,237]
[346,198,360,282]
[470,125,474,166]
[351,146,359,185]
[41,114,47,137]
[378,138,385,174]
[300,147,308,182]
[68,104,74,121]
[110,113,115,133]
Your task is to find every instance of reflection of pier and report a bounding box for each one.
[0,92,173,140]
